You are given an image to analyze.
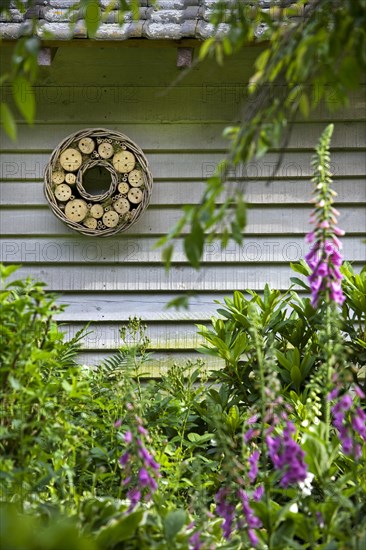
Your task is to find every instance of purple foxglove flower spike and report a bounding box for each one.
[305,126,346,307]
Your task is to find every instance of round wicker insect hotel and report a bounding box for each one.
[44,128,153,237]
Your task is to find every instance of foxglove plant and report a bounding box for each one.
[328,383,366,459]
[303,124,350,441]
[215,487,236,540]
[266,422,308,487]
[212,406,263,545]
[305,123,346,308]
[238,489,262,547]
[116,406,160,512]
[213,306,311,547]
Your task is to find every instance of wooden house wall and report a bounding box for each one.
[0,44,365,373]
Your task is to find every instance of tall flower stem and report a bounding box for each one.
[305,124,345,309]
[323,302,335,444]
[248,304,272,546]
[305,124,347,443]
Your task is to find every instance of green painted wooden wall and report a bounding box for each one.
[0,44,365,373]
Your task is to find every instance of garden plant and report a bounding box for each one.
[1,125,365,548]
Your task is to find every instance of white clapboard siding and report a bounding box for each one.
[1,179,366,206]
[75,351,224,375]
[7,263,366,292]
[1,121,366,151]
[0,236,363,264]
[60,322,211,351]
[1,206,364,236]
[55,294,231,323]
[0,44,365,373]
[1,151,366,180]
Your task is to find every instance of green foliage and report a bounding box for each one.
[198,267,365,405]
[0,34,40,140]
[0,505,97,550]
[0,263,83,383]
[341,263,366,368]
[0,102,16,140]
[94,508,144,548]
[1,263,366,549]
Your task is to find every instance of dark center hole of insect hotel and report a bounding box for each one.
[83,166,112,196]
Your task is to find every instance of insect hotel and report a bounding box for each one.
[45,128,152,236]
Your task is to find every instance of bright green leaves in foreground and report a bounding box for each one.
[0,102,17,141]
[1,35,40,140]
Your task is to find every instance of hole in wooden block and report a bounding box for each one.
[82,165,112,196]
[177,47,194,69]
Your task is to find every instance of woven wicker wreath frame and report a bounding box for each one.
[44,128,153,237]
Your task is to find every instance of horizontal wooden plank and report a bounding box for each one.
[5,263,364,292]
[1,121,365,151]
[0,44,260,87]
[0,206,364,236]
[1,86,245,124]
[1,41,364,128]
[1,236,363,264]
[3,123,229,152]
[60,321,209,351]
[1,151,365,181]
[56,293,226,322]
[1,85,365,124]
[1,179,365,206]
[75,350,224,374]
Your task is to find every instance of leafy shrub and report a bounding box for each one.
[197,264,366,407]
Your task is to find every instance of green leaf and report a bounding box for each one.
[199,37,215,60]
[187,433,213,445]
[299,93,310,117]
[230,220,243,244]
[163,509,187,542]
[165,295,192,310]
[0,103,17,141]
[12,76,35,123]
[293,347,300,367]
[187,432,201,442]
[0,264,20,280]
[290,365,302,392]
[95,510,144,547]
[162,244,174,271]
[235,194,247,230]
[302,432,332,478]
[290,261,311,276]
[81,0,101,38]
[270,518,296,548]
[8,375,21,390]
[232,333,248,359]
[339,56,360,89]
[184,219,204,269]
[222,37,233,56]
[61,380,72,392]
[290,277,310,291]
[275,350,292,371]
[223,126,239,140]
[226,405,241,431]
[255,48,271,71]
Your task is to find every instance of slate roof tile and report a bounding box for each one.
[0,1,296,41]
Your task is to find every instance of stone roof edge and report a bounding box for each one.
[0,1,300,41]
